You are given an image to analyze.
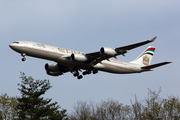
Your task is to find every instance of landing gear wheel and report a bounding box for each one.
[22,58,26,61]
[83,71,87,75]
[83,70,91,75]
[93,70,98,74]
[73,72,79,77]
[77,75,83,79]
[87,70,91,74]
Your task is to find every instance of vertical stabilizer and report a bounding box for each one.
[131,46,155,66]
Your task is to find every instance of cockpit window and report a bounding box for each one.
[13,42,19,44]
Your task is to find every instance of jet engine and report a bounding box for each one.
[46,71,62,76]
[45,63,63,76]
[45,63,60,72]
[100,47,117,56]
[70,53,88,62]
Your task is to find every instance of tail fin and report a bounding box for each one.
[130,46,155,66]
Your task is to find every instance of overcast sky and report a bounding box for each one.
[1,0,179,113]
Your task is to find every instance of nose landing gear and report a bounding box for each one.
[22,57,26,61]
[21,53,26,61]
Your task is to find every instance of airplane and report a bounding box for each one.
[9,37,171,79]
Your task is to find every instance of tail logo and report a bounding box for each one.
[143,55,149,65]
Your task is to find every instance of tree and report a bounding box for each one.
[17,72,68,120]
[130,95,142,120]
[163,95,180,120]
[0,93,18,120]
[70,99,133,120]
[0,93,10,120]
[0,111,2,120]
[9,97,18,120]
[131,88,165,120]
[69,88,180,120]
[131,88,180,120]
[70,101,91,120]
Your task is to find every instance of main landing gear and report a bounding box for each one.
[72,70,83,80]
[21,53,26,61]
[83,69,98,75]
[72,69,98,80]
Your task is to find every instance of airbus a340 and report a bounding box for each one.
[9,37,171,79]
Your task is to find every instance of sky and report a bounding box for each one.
[0,0,179,113]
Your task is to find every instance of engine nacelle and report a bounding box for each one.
[45,63,59,72]
[45,63,63,76]
[100,47,117,56]
[46,71,63,76]
[70,54,88,62]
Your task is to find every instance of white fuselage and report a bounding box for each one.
[9,41,143,74]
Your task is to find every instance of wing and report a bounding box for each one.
[85,36,157,65]
[115,36,156,51]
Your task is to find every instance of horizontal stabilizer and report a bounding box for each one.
[141,62,172,70]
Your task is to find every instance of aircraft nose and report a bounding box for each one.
[9,43,16,49]
[9,43,13,48]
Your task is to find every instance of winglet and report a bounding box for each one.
[149,36,157,42]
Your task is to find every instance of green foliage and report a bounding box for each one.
[17,72,68,120]
[0,93,18,120]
